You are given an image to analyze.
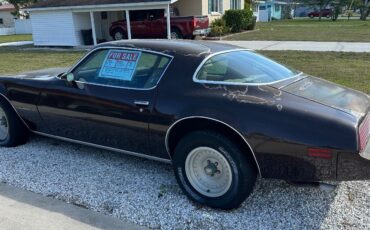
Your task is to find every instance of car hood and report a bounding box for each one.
[280,76,370,119]
[0,67,69,80]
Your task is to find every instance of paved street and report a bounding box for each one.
[0,183,146,230]
[218,41,370,52]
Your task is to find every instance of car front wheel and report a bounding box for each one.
[0,98,28,147]
[173,131,257,210]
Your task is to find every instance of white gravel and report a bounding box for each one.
[0,135,370,229]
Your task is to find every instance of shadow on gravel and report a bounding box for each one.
[0,135,341,229]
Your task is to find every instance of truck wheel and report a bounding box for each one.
[0,98,29,147]
[170,28,183,39]
[113,29,126,40]
[173,131,257,210]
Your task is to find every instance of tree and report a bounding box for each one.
[360,0,369,20]
[7,0,37,17]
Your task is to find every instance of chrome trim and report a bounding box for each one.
[192,49,302,86]
[57,46,174,91]
[164,116,262,177]
[32,131,172,164]
[0,93,32,131]
[134,100,150,106]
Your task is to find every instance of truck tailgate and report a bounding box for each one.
[194,16,209,29]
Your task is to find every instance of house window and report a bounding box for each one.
[208,0,223,13]
[0,19,3,25]
[230,0,241,9]
[275,5,280,12]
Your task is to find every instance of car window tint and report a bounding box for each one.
[195,50,299,84]
[73,49,171,89]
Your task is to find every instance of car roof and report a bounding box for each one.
[96,39,242,58]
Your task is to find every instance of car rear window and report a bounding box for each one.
[194,50,299,85]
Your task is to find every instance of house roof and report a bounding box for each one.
[0,4,15,11]
[28,0,171,9]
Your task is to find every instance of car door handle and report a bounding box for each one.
[134,100,150,107]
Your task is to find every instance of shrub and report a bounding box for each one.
[246,16,257,30]
[223,9,253,33]
[209,18,230,37]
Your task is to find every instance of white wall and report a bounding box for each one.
[0,11,15,28]
[0,27,15,35]
[73,12,91,45]
[15,19,32,34]
[31,10,78,46]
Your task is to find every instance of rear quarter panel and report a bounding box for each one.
[152,60,358,181]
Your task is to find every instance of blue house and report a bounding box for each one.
[253,0,288,22]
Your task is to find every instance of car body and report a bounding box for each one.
[109,9,210,40]
[0,40,369,209]
[308,9,333,18]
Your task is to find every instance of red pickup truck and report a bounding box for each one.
[109,9,210,40]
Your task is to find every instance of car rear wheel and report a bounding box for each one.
[0,98,29,147]
[170,28,183,39]
[173,131,257,210]
[113,29,126,41]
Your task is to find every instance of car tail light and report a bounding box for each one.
[359,114,370,152]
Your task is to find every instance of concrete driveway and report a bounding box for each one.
[0,183,146,230]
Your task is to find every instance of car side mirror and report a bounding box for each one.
[66,73,75,83]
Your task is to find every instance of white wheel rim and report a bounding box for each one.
[115,32,123,40]
[0,107,9,141]
[171,32,179,39]
[185,147,233,197]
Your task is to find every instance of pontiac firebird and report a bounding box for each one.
[0,40,369,210]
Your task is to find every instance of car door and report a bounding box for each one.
[37,48,172,157]
[130,10,150,38]
[148,10,165,38]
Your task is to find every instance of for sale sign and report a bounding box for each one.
[99,50,142,81]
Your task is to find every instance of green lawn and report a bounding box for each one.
[0,34,33,44]
[0,48,83,74]
[225,19,370,42]
[260,51,370,94]
[0,48,369,94]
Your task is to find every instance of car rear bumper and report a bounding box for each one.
[193,28,211,36]
[337,145,370,181]
[360,140,370,160]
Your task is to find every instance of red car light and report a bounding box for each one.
[308,148,333,158]
[359,114,370,152]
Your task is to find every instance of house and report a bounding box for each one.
[172,0,244,20]
[26,0,176,46]
[0,3,16,34]
[252,0,289,22]
[27,0,244,47]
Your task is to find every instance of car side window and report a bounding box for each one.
[72,49,171,89]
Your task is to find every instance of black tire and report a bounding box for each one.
[170,28,183,39]
[112,28,126,41]
[0,97,29,147]
[173,131,257,210]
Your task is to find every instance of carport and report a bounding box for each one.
[27,0,178,47]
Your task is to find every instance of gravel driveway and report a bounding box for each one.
[0,135,369,229]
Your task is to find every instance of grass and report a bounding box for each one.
[260,51,370,94]
[0,47,368,94]
[0,34,33,44]
[225,19,370,42]
[0,48,84,74]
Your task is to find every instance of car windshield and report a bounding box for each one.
[195,50,300,85]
